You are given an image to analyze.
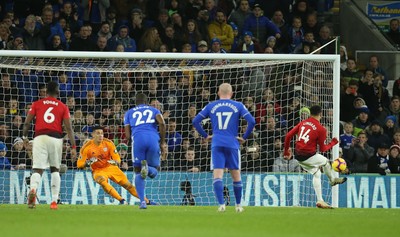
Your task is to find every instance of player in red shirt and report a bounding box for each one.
[283,105,347,209]
[23,81,77,210]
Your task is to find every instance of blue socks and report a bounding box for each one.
[213,178,224,205]
[135,166,158,203]
[148,166,158,179]
[233,181,242,205]
[135,174,145,202]
[214,179,243,205]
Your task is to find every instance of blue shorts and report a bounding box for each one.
[131,133,160,168]
[211,146,241,170]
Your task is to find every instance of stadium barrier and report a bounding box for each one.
[1,170,399,208]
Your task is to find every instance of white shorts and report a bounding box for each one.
[32,135,63,169]
[298,153,329,175]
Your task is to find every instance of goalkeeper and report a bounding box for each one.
[77,125,155,205]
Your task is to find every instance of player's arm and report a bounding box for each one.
[283,124,300,157]
[318,127,338,152]
[124,124,131,143]
[123,111,131,143]
[77,143,98,168]
[77,146,88,169]
[156,114,166,144]
[22,113,35,141]
[241,112,256,140]
[63,117,77,158]
[108,140,121,165]
[192,111,209,139]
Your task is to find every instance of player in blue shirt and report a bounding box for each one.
[192,83,256,212]
[124,93,166,209]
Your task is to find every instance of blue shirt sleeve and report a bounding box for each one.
[192,105,210,138]
[124,110,130,126]
[240,103,256,140]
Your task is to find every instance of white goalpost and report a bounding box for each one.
[0,50,340,207]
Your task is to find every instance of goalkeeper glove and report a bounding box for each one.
[86,157,98,167]
[107,159,118,166]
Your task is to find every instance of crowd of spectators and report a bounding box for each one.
[0,0,337,54]
[0,0,399,175]
[339,52,400,175]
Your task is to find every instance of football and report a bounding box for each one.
[332,158,347,172]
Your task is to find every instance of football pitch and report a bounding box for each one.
[1,205,399,237]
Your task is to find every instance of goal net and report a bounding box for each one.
[0,51,340,207]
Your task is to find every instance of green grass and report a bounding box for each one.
[1,204,399,237]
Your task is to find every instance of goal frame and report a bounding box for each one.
[0,50,341,207]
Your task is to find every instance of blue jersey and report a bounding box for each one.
[193,99,256,149]
[124,104,161,167]
[340,133,355,150]
[124,104,161,137]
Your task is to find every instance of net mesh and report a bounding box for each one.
[0,52,337,206]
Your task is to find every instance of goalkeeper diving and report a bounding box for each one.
[77,125,156,205]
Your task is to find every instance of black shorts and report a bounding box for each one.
[295,153,315,162]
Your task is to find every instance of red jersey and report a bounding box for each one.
[284,117,337,158]
[29,96,70,138]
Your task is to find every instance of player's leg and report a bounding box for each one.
[211,147,226,211]
[49,167,60,209]
[48,137,63,209]
[321,157,347,186]
[111,166,151,204]
[118,181,152,205]
[132,138,147,208]
[312,169,324,202]
[226,148,244,213]
[308,154,347,186]
[299,154,335,208]
[311,169,333,208]
[28,168,43,209]
[93,171,123,202]
[213,169,225,211]
[230,170,244,212]
[136,142,161,205]
[318,155,335,181]
[28,135,48,208]
[146,138,161,179]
